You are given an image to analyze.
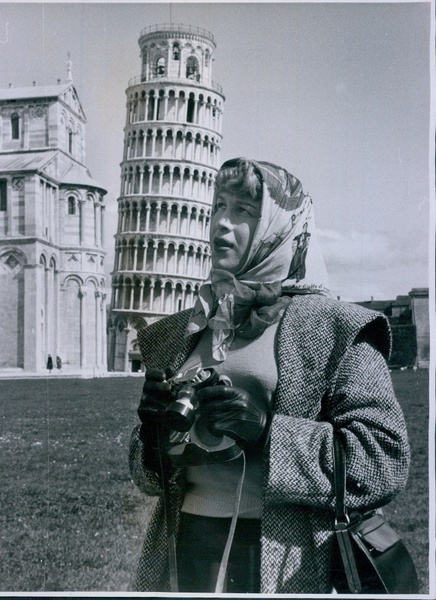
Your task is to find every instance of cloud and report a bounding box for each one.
[319,228,429,301]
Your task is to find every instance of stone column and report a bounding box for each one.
[139,280,145,310]
[101,205,106,247]
[156,202,161,230]
[177,206,181,234]
[79,287,87,368]
[79,199,86,245]
[133,241,138,271]
[129,283,134,310]
[124,327,131,371]
[101,292,107,369]
[95,290,102,367]
[149,281,155,311]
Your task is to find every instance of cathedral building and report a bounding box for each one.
[108,24,225,372]
[0,62,107,375]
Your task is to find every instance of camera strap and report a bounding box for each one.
[215,450,246,594]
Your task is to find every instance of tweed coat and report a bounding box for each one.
[129,294,410,593]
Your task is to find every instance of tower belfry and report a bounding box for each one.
[108,24,225,372]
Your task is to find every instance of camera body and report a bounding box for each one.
[163,367,243,467]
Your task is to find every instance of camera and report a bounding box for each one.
[163,367,243,467]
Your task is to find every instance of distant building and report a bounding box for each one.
[0,61,107,375]
[356,288,429,368]
[108,24,225,372]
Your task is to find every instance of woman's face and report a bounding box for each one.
[210,190,261,274]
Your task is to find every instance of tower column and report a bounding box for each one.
[133,241,138,271]
[139,280,145,310]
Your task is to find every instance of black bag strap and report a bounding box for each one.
[332,435,362,593]
[333,435,348,526]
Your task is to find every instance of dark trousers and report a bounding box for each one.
[176,512,261,593]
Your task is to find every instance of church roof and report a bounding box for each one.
[0,150,106,193]
[59,161,106,192]
[0,83,71,101]
[0,150,58,172]
[0,82,86,120]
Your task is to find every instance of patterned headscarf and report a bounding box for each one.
[186,158,330,360]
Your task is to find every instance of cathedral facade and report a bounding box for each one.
[108,24,224,372]
[0,67,107,375]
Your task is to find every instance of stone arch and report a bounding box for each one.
[167,89,177,120]
[177,91,185,121]
[186,55,200,81]
[176,243,186,273]
[145,239,155,270]
[152,279,163,312]
[174,282,184,312]
[0,249,26,368]
[167,241,177,273]
[147,90,155,120]
[156,128,164,156]
[60,275,82,368]
[136,238,145,271]
[187,92,196,123]
[180,204,189,236]
[156,56,166,77]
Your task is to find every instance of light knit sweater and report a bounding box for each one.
[180,323,279,518]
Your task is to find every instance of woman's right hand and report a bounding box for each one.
[137,367,175,424]
[136,367,176,474]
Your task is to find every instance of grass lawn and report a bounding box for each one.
[0,370,430,592]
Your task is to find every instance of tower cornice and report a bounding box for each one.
[138,23,216,48]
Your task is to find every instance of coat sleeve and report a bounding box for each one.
[129,424,165,497]
[264,338,410,511]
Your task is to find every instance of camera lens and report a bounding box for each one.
[164,386,197,432]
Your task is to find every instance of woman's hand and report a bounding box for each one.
[196,385,271,447]
[137,367,175,473]
[137,367,174,426]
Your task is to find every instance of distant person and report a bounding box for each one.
[129,158,410,593]
[46,354,53,373]
[56,356,62,373]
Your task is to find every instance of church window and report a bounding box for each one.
[68,196,76,215]
[157,57,165,76]
[0,180,7,211]
[68,130,73,154]
[11,113,20,139]
[173,43,180,60]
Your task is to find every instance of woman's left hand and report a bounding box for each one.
[196,385,270,447]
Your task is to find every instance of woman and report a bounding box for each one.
[129,158,410,594]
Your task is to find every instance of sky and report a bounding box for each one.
[0,1,433,301]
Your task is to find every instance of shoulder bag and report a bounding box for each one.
[330,436,419,594]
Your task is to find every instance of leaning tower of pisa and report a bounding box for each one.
[109,24,225,372]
